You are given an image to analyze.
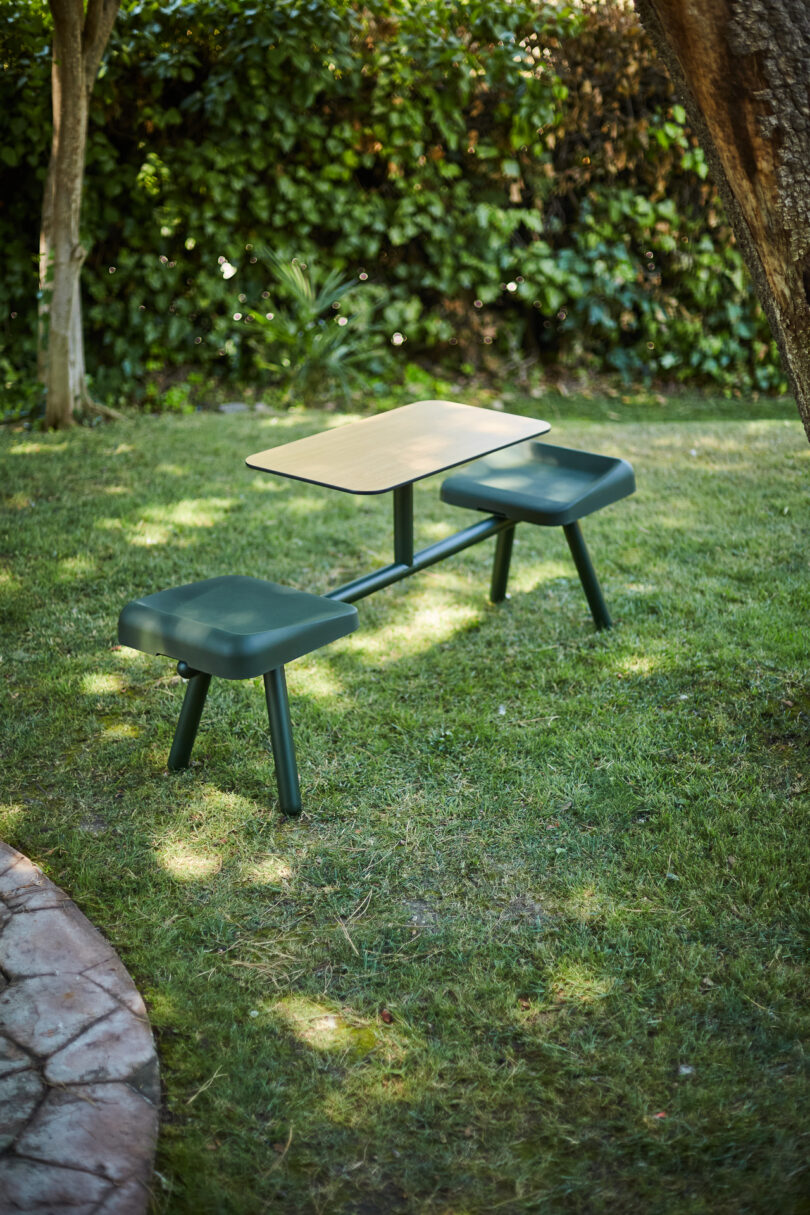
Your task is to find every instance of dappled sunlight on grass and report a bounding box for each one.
[289,663,346,701]
[57,554,96,581]
[0,569,21,595]
[95,516,125,533]
[93,495,242,548]
[510,560,574,595]
[82,671,127,696]
[251,412,326,435]
[157,843,223,881]
[112,646,155,675]
[272,996,380,1057]
[140,497,237,529]
[7,440,69,455]
[351,594,483,664]
[246,475,288,495]
[283,491,346,521]
[616,653,660,678]
[419,517,468,543]
[560,885,605,923]
[546,960,614,1006]
[99,720,141,741]
[3,492,35,510]
[241,855,294,885]
[131,526,173,547]
[0,804,24,831]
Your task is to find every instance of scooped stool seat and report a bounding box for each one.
[118,576,358,814]
[441,442,635,629]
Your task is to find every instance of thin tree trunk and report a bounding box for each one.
[40,0,119,430]
[634,0,810,442]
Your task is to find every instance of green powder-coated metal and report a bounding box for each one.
[440,441,635,527]
[490,524,515,603]
[118,576,358,680]
[440,441,635,629]
[393,483,414,567]
[168,670,211,770]
[326,515,514,604]
[264,667,301,815]
[563,521,612,630]
[119,577,359,814]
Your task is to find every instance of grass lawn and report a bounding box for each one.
[1,392,808,1213]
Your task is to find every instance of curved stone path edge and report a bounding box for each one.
[0,841,159,1214]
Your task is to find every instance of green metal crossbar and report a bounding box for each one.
[325,511,515,605]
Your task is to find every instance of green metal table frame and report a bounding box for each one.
[245,400,563,612]
[324,482,514,604]
[321,486,610,630]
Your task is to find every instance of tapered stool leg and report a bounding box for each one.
[168,668,212,770]
[490,523,516,603]
[263,667,302,815]
[563,521,612,630]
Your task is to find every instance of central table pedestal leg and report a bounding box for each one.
[393,483,414,567]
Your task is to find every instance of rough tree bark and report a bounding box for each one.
[634,0,810,442]
[40,0,119,429]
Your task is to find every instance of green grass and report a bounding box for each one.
[1,392,808,1214]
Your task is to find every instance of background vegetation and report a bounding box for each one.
[1,0,786,413]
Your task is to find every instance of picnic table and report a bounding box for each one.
[120,399,633,812]
[245,399,551,602]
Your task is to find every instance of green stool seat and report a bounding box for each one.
[118,576,358,814]
[441,441,635,526]
[440,442,635,629]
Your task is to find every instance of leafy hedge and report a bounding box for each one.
[0,0,784,401]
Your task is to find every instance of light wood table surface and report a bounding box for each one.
[245,399,550,494]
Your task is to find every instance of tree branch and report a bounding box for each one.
[82,396,126,422]
[83,0,121,90]
[48,0,83,38]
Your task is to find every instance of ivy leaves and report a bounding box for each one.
[0,0,783,401]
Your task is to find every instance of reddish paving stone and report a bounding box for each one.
[17,1084,157,1184]
[45,1007,156,1086]
[0,1070,45,1151]
[0,1157,112,1211]
[1,906,118,979]
[0,974,117,1056]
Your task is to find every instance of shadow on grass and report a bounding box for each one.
[1,409,809,1212]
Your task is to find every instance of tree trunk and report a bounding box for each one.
[634,0,810,442]
[39,0,119,430]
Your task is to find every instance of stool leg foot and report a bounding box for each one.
[563,521,612,630]
[263,667,302,815]
[490,523,516,603]
[168,671,212,770]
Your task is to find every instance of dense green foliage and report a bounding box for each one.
[0,0,785,403]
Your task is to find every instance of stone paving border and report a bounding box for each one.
[0,841,159,1213]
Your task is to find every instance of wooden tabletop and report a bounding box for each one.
[245,399,550,494]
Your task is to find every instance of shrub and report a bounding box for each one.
[246,256,389,402]
[0,0,785,402]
